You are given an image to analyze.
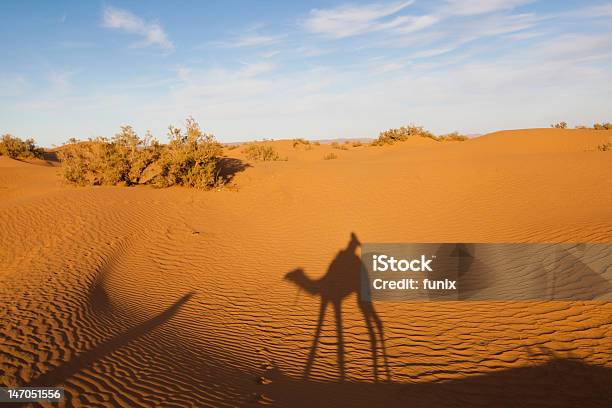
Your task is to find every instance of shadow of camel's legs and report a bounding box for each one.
[362,308,380,382]
[360,302,392,382]
[371,306,392,382]
[333,301,345,382]
[303,299,327,380]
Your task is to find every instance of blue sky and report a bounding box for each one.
[1,1,611,146]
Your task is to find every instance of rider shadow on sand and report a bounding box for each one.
[284,233,391,383]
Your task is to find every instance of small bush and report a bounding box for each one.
[331,142,349,150]
[598,142,612,151]
[351,141,362,147]
[437,132,469,142]
[243,144,283,161]
[323,153,338,160]
[0,134,44,159]
[593,122,612,130]
[551,121,568,129]
[292,138,311,148]
[58,117,223,188]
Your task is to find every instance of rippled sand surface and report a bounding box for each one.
[1,128,611,407]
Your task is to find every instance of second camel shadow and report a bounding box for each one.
[284,232,391,383]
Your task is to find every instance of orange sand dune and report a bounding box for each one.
[1,128,611,407]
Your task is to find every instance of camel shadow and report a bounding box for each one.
[284,232,390,383]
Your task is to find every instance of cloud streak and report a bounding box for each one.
[303,1,418,38]
[102,6,173,50]
[443,0,536,16]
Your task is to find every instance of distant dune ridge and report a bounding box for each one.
[1,128,611,407]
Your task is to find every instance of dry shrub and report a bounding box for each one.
[352,141,362,147]
[331,142,348,150]
[155,118,221,188]
[292,138,309,147]
[593,122,612,130]
[0,134,43,159]
[551,121,568,129]
[372,125,469,145]
[598,142,612,151]
[323,152,338,160]
[242,144,284,161]
[58,117,222,188]
[371,125,436,146]
[437,132,469,142]
[292,138,313,150]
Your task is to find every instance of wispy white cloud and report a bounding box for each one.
[303,1,417,38]
[444,0,536,16]
[102,6,173,50]
[260,50,281,58]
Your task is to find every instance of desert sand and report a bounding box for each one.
[1,128,611,407]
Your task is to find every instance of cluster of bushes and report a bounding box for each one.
[58,117,223,188]
[555,122,612,130]
[371,125,467,145]
[242,144,285,161]
[593,122,612,130]
[0,134,44,159]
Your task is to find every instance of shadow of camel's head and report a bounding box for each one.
[284,268,305,283]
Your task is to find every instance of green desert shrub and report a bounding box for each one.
[155,118,222,188]
[551,121,568,129]
[242,144,283,161]
[323,152,338,160]
[59,127,161,186]
[0,134,44,159]
[58,117,222,188]
[371,125,436,146]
